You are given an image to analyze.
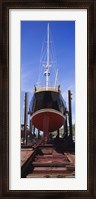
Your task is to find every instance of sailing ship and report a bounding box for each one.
[29,24,66,142]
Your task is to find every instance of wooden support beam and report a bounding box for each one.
[24,92,28,145]
[68,90,73,142]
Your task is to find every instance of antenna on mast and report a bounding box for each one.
[44,23,50,90]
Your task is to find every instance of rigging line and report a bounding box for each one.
[37,54,48,86]
[50,47,57,74]
[38,34,46,76]
[50,29,58,70]
[49,30,58,75]
[40,43,47,64]
[37,33,47,85]
[37,64,44,86]
[40,34,46,61]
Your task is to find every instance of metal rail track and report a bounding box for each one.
[21,145,75,178]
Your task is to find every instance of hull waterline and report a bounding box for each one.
[30,108,65,132]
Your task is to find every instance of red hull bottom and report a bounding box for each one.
[30,108,65,132]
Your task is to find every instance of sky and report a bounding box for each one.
[21,21,75,125]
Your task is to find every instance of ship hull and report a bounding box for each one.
[30,108,65,132]
[29,90,66,132]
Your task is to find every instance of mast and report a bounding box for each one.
[47,23,50,70]
[44,23,50,90]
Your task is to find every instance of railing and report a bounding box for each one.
[35,87,59,93]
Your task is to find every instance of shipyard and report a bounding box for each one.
[21,22,75,178]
